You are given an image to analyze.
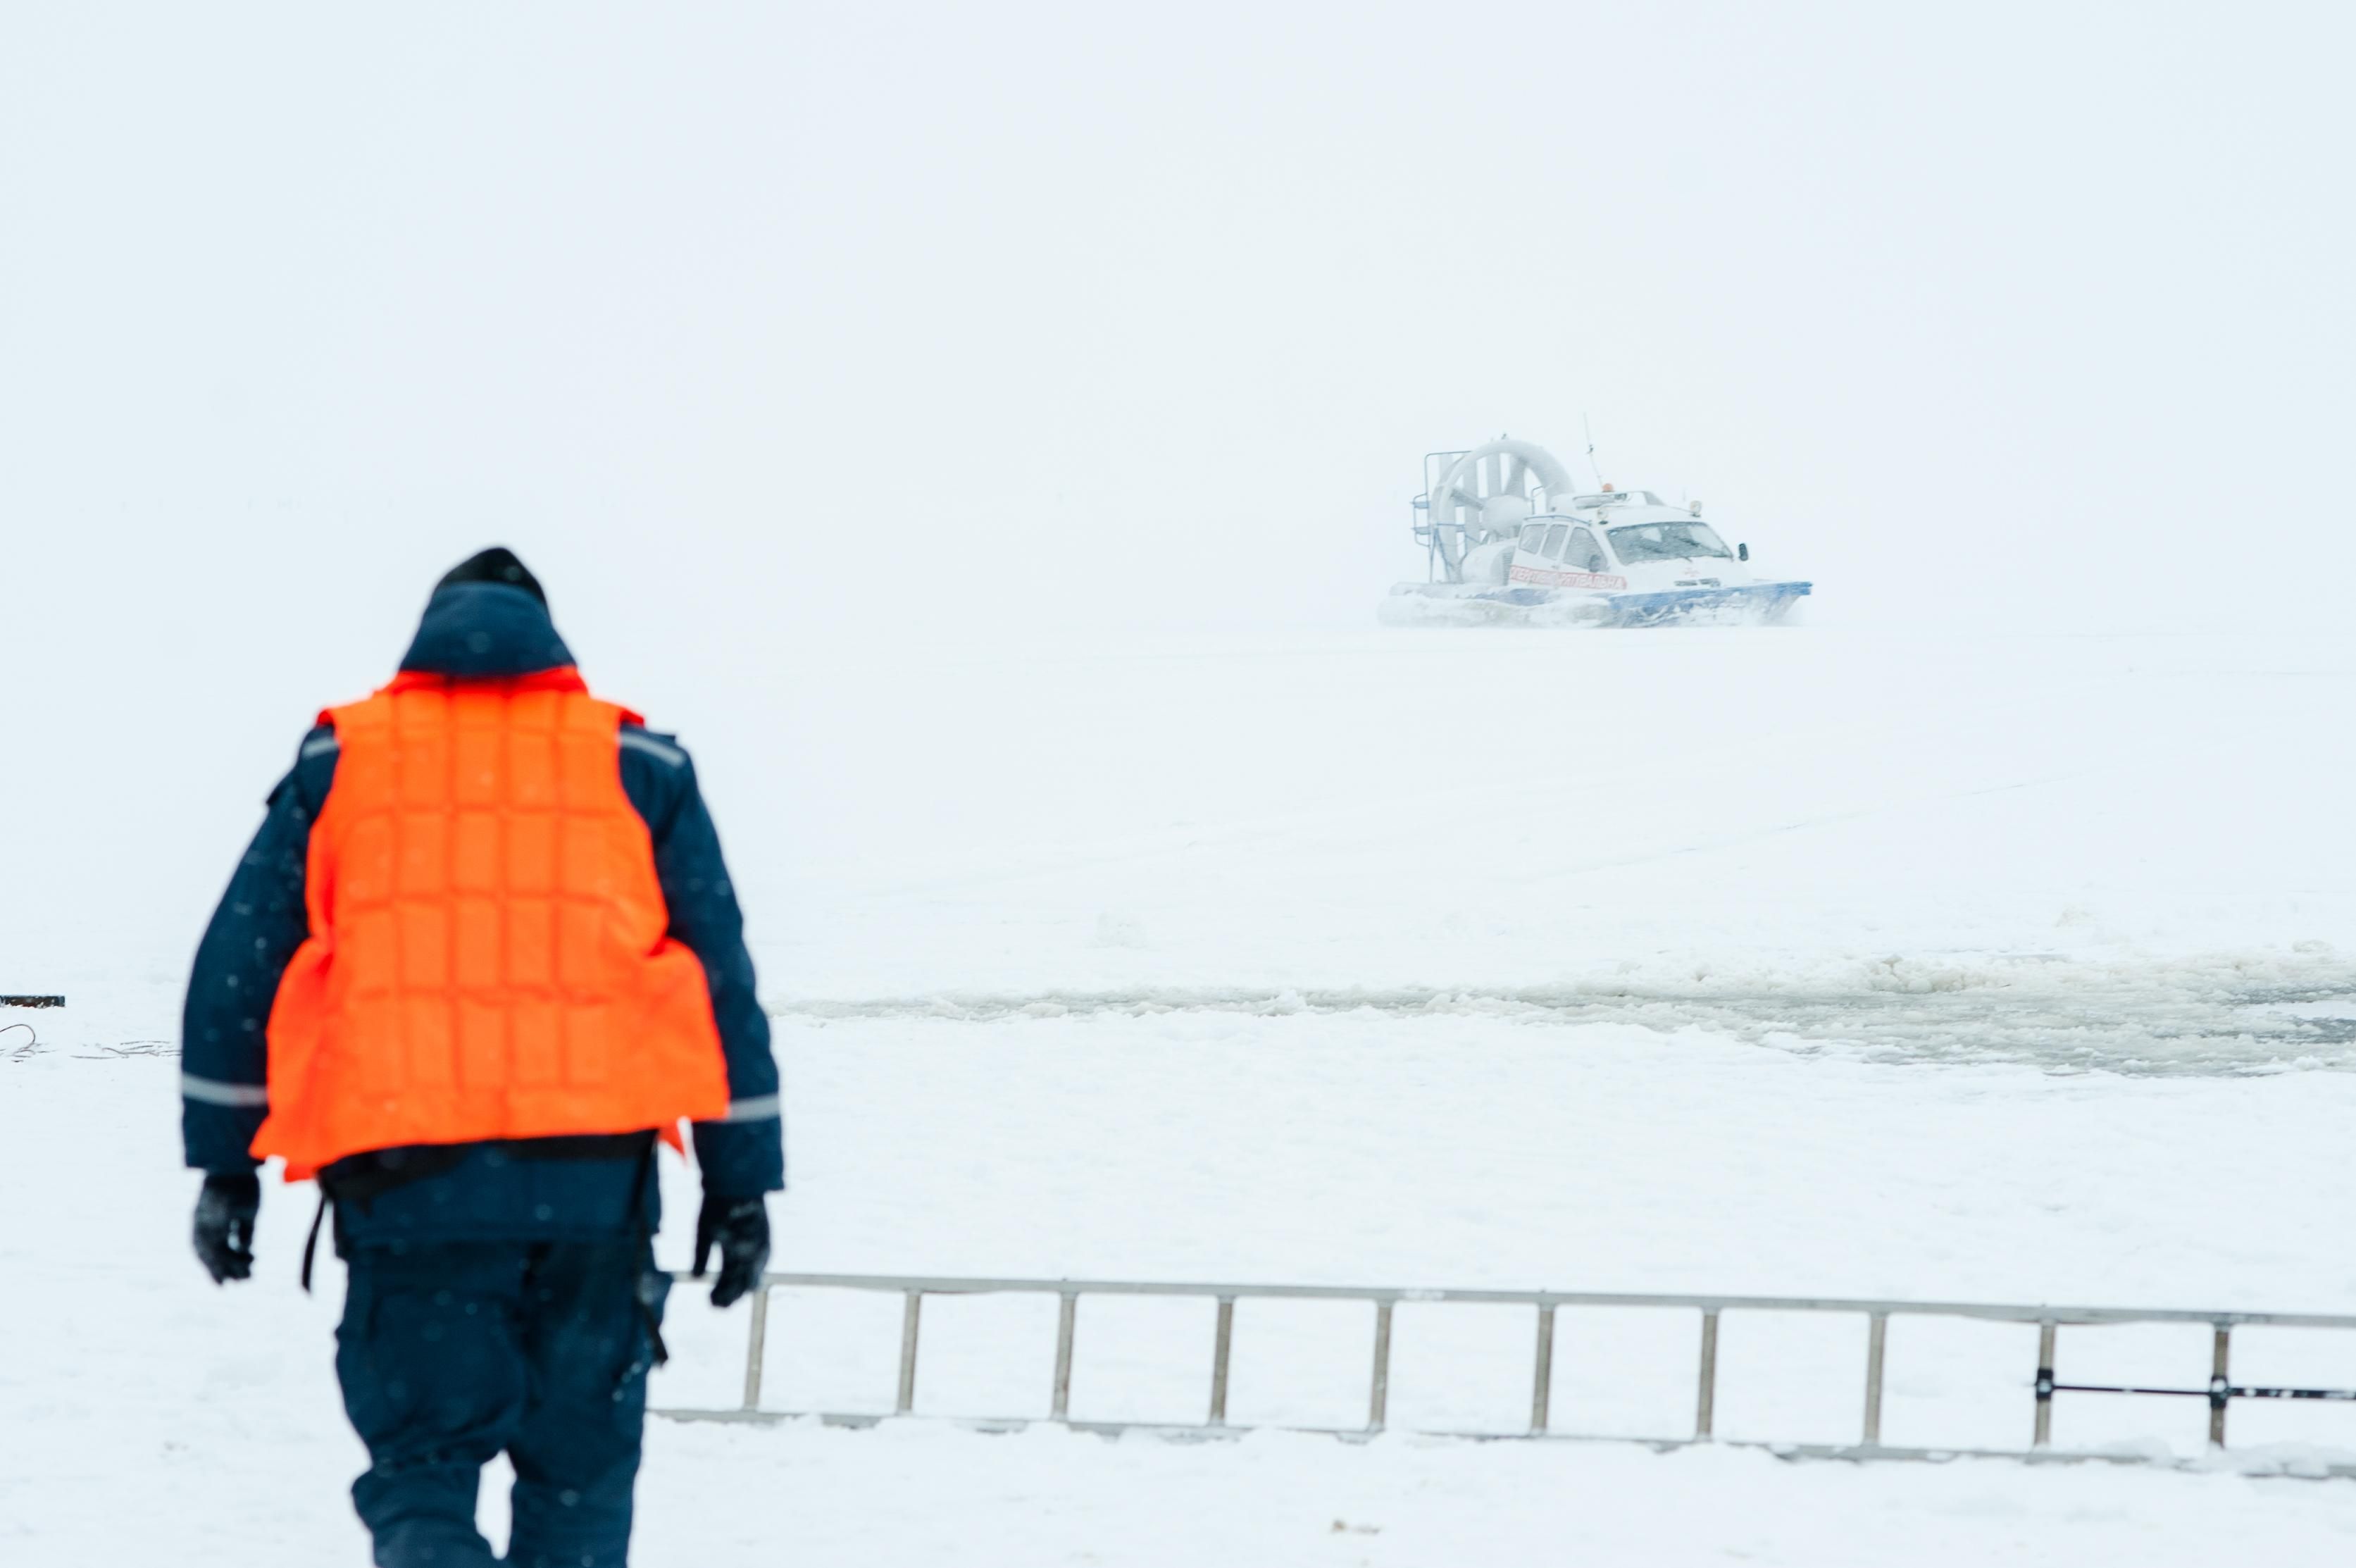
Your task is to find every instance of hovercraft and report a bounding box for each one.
[1380,438,1811,627]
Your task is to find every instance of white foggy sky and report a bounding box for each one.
[2,1,2350,969]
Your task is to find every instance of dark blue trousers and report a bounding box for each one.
[335,1239,666,1567]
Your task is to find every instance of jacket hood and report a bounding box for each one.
[397,583,576,679]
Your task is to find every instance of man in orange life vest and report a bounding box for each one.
[182,548,782,1567]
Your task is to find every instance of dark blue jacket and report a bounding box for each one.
[181,583,783,1244]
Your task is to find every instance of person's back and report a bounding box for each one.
[182,548,782,1568]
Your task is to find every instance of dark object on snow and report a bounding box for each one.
[693,1193,772,1309]
[0,995,64,1008]
[434,545,547,606]
[193,1172,261,1283]
[339,1238,663,1566]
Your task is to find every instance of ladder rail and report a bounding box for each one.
[678,1270,2356,1461]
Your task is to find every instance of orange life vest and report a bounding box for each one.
[253,666,730,1181]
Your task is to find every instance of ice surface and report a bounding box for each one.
[8,621,2356,1561]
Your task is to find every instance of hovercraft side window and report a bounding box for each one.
[1568,528,1608,573]
[1608,521,1733,562]
[1540,523,1569,560]
[1519,523,1547,553]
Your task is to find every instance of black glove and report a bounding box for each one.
[193,1172,261,1285]
[692,1193,770,1309]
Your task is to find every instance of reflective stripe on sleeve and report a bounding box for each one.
[299,733,341,760]
[181,1072,270,1108]
[713,1093,781,1124]
[618,730,687,769]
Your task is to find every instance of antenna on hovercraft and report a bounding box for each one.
[1581,413,1606,490]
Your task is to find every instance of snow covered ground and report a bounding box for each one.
[747,621,2356,1023]
[9,619,2356,1562]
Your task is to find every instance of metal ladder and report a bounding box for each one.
[656,1271,2356,1473]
